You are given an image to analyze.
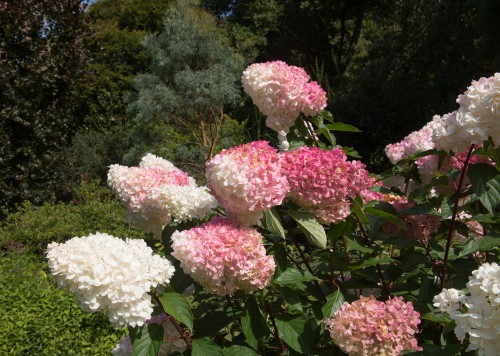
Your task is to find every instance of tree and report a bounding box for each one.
[126,0,246,178]
[0,0,91,209]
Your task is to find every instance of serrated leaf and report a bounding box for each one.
[132,324,164,356]
[288,210,327,248]
[322,291,345,318]
[458,236,500,257]
[273,267,316,286]
[263,208,286,238]
[192,339,223,356]
[467,163,500,215]
[222,345,259,356]
[326,122,361,132]
[159,293,193,332]
[241,296,270,350]
[275,314,317,355]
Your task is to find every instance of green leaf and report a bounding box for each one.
[348,257,394,270]
[421,312,453,324]
[277,286,303,312]
[273,267,316,286]
[351,197,369,224]
[365,203,406,229]
[132,324,164,356]
[317,127,336,146]
[192,339,223,356]
[327,216,357,241]
[275,314,317,355]
[326,122,361,132]
[222,345,259,356]
[287,210,327,249]
[159,293,193,332]
[458,236,500,257]
[241,296,270,350]
[467,163,500,214]
[322,291,345,318]
[263,208,286,239]
[344,236,373,253]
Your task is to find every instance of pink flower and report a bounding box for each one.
[206,141,289,226]
[280,146,375,224]
[325,295,422,356]
[108,154,216,236]
[242,61,327,133]
[171,217,275,296]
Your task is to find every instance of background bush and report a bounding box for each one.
[0,251,126,355]
[0,181,145,256]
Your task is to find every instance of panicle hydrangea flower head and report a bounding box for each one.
[46,232,175,328]
[324,295,421,356]
[434,263,500,355]
[108,154,216,236]
[171,217,275,296]
[112,314,187,356]
[242,61,327,133]
[431,73,500,153]
[206,141,289,226]
[280,146,375,224]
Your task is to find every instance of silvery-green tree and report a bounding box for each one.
[126,0,245,178]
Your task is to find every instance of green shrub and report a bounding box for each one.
[0,250,126,355]
[0,181,145,256]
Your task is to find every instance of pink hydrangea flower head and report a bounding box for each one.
[324,295,422,356]
[108,154,216,236]
[171,217,275,296]
[242,61,327,133]
[280,146,375,224]
[206,141,289,226]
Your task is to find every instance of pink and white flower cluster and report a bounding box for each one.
[108,154,217,236]
[434,263,500,355]
[206,141,289,226]
[385,122,494,185]
[242,61,327,134]
[325,295,422,356]
[46,233,175,328]
[280,146,375,224]
[431,73,499,153]
[171,217,275,296]
[112,314,187,355]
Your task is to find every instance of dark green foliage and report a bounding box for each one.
[0,0,92,209]
[0,181,144,256]
[0,251,125,355]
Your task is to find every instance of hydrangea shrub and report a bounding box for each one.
[46,67,500,355]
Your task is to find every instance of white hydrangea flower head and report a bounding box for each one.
[433,263,500,355]
[47,232,175,328]
[431,73,500,152]
[108,154,214,236]
[144,185,218,223]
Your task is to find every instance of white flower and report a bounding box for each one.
[47,233,175,328]
[434,263,500,355]
[431,73,500,152]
